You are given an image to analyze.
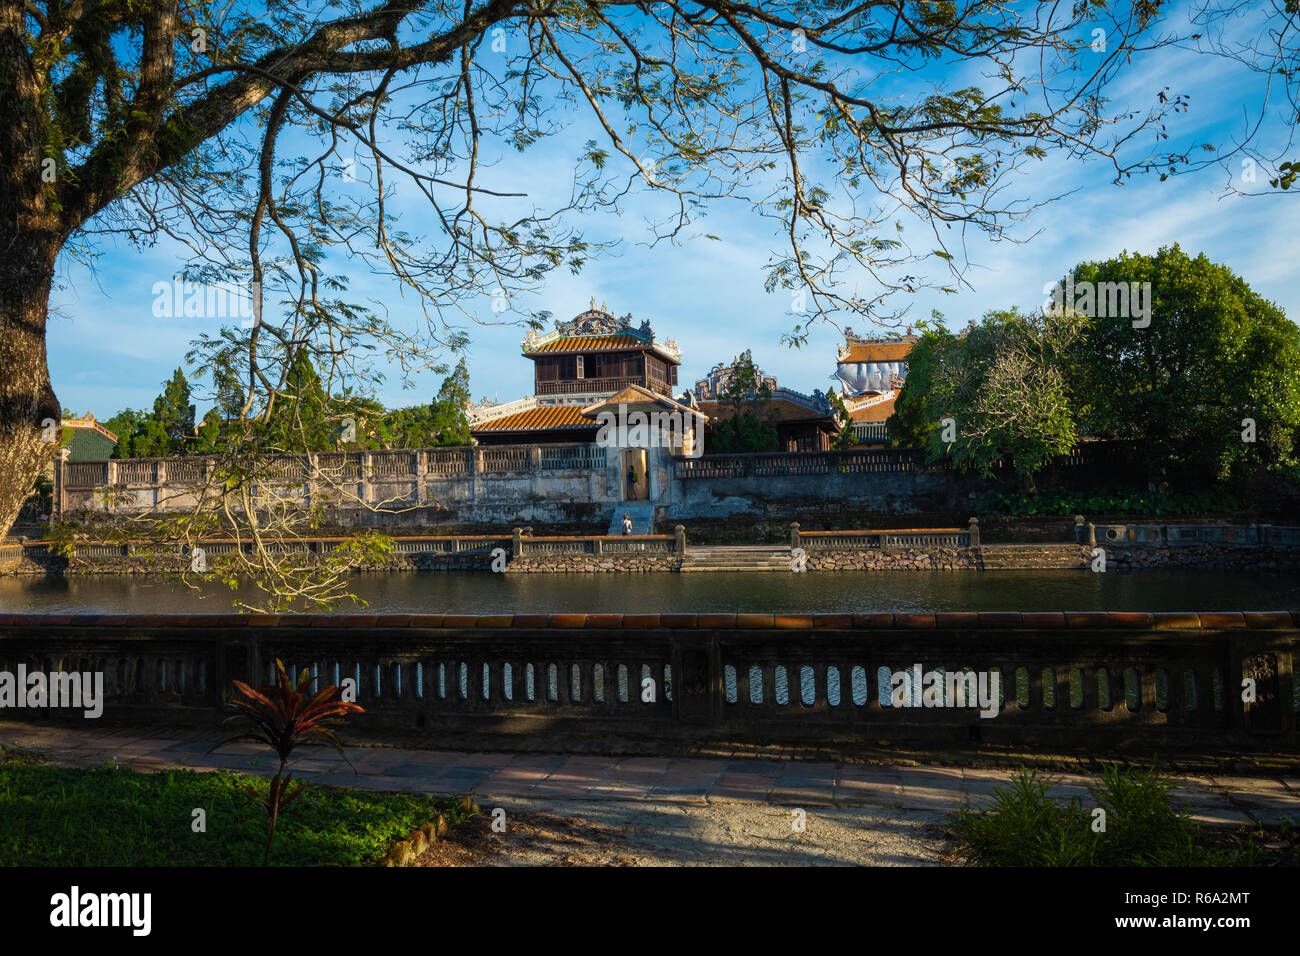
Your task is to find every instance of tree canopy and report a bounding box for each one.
[890,247,1300,490]
[0,0,1240,605]
[707,350,780,453]
[1073,245,1300,483]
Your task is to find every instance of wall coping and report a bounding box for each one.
[799,528,966,535]
[19,534,511,548]
[1,611,1296,630]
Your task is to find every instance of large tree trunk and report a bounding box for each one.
[1,4,63,543]
[0,244,61,542]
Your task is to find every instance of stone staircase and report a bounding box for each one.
[680,545,794,572]
[6,520,44,543]
[608,501,656,536]
[977,544,1088,570]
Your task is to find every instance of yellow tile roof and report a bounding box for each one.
[526,334,645,354]
[849,394,897,422]
[839,340,914,364]
[470,404,596,432]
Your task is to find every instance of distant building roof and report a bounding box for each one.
[583,385,705,419]
[836,338,915,364]
[60,416,118,444]
[693,354,836,426]
[844,391,898,423]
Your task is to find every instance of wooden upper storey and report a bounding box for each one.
[521,304,680,398]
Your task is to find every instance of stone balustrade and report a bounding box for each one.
[1,612,1294,747]
[793,522,973,550]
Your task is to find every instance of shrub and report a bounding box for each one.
[950,764,1243,866]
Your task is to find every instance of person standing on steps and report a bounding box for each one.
[622,513,633,536]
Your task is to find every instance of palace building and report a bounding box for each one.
[833,329,917,444]
[468,302,704,506]
[469,300,695,444]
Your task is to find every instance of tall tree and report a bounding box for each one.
[429,359,472,447]
[103,408,145,459]
[263,351,335,453]
[1072,245,1300,484]
[151,367,196,452]
[0,0,1187,546]
[892,309,1084,489]
[708,350,780,453]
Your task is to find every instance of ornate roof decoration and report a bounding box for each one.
[693,355,779,402]
[521,298,680,362]
[837,326,917,363]
[693,355,831,416]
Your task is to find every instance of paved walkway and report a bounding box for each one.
[3,722,1298,828]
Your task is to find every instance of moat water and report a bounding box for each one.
[1,569,1297,614]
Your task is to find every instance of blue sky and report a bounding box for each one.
[46,1,1300,420]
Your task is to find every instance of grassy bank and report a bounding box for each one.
[0,748,475,866]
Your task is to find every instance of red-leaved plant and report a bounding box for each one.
[217,659,365,865]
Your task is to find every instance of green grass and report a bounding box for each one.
[0,747,477,866]
[950,764,1273,866]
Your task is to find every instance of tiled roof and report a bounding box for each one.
[848,394,897,422]
[470,404,596,433]
[526,334,645,354]
[698,399,836,425]
[838,340,914,363]
[61,419,119,443]
[585,386,703,418]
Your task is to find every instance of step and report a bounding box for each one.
[679,566,791,572]
[607,504,656,536]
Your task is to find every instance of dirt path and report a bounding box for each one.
[418,799,948,866]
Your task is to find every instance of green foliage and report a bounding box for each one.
[428,358,472,446]
[1073,245,1300,484]
[189,408,224,454]
[950,765,1245,866]
[976,486,1246,517]
[824,389,858,449]
[103,356,472,455]
[40,521,79,558]
[891,309,1083,488]
[102,408,146,459]
[894,248,1300,496]
[102,368,196,458]
[887,315,945,450]
[708,349,780,453]
[361,359,471,449]
[0,748,473,866]
[262,351,337,453]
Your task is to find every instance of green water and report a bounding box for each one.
[1,569,1297,614]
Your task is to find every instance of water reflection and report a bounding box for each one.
[2,568,1297,615]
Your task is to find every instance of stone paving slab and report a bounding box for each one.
[4,722,1300,826]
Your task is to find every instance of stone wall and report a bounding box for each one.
[664,467,989,520]
[1105,545,1300,572]
[807,547,982,571]
[9,539,1300,575]
[507,554,682,573]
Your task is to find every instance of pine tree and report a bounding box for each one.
[429,359,471,446]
